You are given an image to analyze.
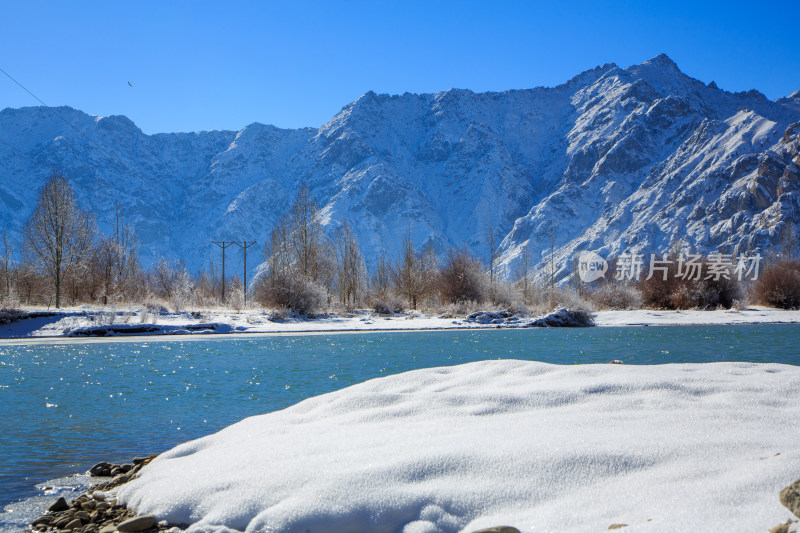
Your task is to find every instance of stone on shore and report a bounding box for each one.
[90,462,112,476]
[781,478,800,519]
[116,515,157,532]
[47,496,69,512]
[471,527,521,533]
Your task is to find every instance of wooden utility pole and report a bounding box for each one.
[234,241,257,306]
[212,241,235,303]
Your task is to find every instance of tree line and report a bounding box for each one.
[3,172,799,313]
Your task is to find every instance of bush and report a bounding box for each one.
[255,271,326,315]
[754,260,800,309]
[638,254,742,309]
[438,247,487,304]
[373,296,404,315]
[488,281,520,307]
[591,284,642,310]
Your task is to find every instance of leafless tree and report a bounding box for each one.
[485,228,497,285]
[335,221,365,309]
[257,186,329,314]
[23,173,95,307]
[392,232,437,309]
[1,226,13,304]
[515,245,531,303]
[371,254,393,298]
[289,185,325,280]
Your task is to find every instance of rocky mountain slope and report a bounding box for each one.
[1,54,798,282]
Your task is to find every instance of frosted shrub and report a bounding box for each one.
[591,284,642,310]
[505,301,531,317]
[550,287,594,311]
[488,281,520,308]
[255,271,326,315]
[438,247,487,304]
[373,296,404,315]
[754,260,800,309]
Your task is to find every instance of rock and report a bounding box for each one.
[471,528,521,533]
[99,525,118,533]
[31,515,53,526]
[116,515,156,532]
[95,502,110,512]
[525,307,596,327]
[90,462,112,476]
[608,525,628,530]
[768,521,791,533]
[81,499,97,510]
[64,517,83,529]
[48,496,70,512]
[75,510,91,522]
[781,478,800,518]
[53,516,73,529]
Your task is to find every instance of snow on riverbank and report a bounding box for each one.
[0,305,799,340]
[115,360,800,532]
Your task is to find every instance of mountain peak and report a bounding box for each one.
[646,53,680,70]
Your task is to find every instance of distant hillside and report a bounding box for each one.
[1,54,798,282]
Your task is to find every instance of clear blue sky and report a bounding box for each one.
[1,0,798,134]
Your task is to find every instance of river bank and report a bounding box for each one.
[1,305,799,341]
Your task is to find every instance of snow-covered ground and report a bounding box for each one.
[0,306,799,340]
[113,360,800,532]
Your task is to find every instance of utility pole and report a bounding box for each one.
[212,241,235,304]
[233,241,257,306]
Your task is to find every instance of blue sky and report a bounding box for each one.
[1,0,798,134]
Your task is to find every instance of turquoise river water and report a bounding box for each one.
[1,325,799,530]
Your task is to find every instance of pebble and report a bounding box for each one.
[63,518,82,530]
[116,515,157,532]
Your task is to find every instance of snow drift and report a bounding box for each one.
[116,360,800,532]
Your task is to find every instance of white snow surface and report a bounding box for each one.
[115,360,800,533]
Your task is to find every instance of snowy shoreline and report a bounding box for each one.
[105,361,800,531]
[1,306,799,343]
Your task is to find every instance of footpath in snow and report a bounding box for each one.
[113,360,800,532]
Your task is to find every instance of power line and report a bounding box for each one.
[233,241,257,306]
[212,241,236,304]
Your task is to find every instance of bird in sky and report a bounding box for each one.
[128,81,133,87]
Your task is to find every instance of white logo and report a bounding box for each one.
[577,251,608,283]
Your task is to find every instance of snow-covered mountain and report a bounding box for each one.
[1,54,798,282]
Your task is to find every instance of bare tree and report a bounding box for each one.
[1,226,12,304]
[392,232,437,310]
[485,228,497,285]
[516,245,530,303]
[371,254,393,298]
[257,186,329,314]
[23,173,95,308]
[335,221,365,309]
[289,185,324,279]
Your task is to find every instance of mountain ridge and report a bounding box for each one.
[1,54,798,283]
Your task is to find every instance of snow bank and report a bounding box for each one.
[116,361,800,532]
